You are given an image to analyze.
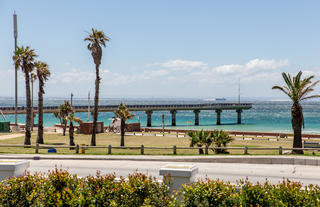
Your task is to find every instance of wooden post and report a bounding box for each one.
[75,144,79,154]
[108,145,112,154]
[244,146,248,155]
[279,146,283,155]
[141,145,144,155]
[205,146,208,155]
[35,143,39,154]
[173,145,177,155]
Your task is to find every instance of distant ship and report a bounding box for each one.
[203,98,227,101]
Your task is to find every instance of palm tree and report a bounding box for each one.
[211,130,233,154]
[272,71,320,154]
[114,103,135,146]
[13,46,37,145]
[30,72,37,131]
[84,28,110,146]
[187,130,212,154]
[53,101,73,136]
[66,111,82,148]
[35,61,50,144]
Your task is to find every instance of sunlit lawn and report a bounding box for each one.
[0,132,318,156]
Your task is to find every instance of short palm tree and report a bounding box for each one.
[188,130,212,154]
[211,130,233,154]
[53,101,73,136]
[66,111,82,148]
[13,46,37,145]
[84,28,110,146]
[114,103,135,147]
[30,72,37,131]
[35,61,50,144]
[272,71,320,154]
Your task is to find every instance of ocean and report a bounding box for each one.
[1,97,320,134]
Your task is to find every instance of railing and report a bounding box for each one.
[0,144,316,155]
[0,103,252,112]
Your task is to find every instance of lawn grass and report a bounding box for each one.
[0,132,318,156]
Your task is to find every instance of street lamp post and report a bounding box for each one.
[13,13,18,127]
[70,93,74,107]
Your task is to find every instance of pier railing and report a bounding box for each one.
[0,103,252,114]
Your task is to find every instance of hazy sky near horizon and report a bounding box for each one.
[1,0,320,99]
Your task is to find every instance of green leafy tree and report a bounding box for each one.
[66,111,82,147]
[84,28,110,146]
[53,101,73,136]
[114,103,135,147]
[272,71,320,154]
[35,61,50,144]
[13,46,37,145]
[188,129,212,154]
[211,130,233,154]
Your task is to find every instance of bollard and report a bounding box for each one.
[80,145,85,154]
[35,143,39,154]
[205,146,208,155]
[173,145,177,155]
[279,146,283,155]
[108,145,112,154]
[244,146,248,155]
[140,145,144,155]
[75,144,79,154]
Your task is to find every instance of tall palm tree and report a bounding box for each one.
[30,72,37,131]
[66,111,82,148]
[35,61,50,144]
[187,130,212,154]
[114,103,135,147]
[53,101,72,136]
[13,46,37,145]
[272,71,320,154]
[84,28,109,146]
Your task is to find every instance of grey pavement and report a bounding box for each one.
[26,159,320,186]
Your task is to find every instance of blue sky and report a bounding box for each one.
[1,0,320,99]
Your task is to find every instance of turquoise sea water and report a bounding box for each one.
[1,98,320,134]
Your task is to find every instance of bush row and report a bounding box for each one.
[1,169,320,207]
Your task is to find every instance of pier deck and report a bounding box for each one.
[0,103,252,126]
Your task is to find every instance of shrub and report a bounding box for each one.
[0,169,174,207]
[179,179,240,207]
[211,130,233,154]
[1,170,320,207]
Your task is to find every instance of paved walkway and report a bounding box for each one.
[0,133,24,140]
[27,159,320,186]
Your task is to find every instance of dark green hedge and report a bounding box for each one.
[1,170,320,207]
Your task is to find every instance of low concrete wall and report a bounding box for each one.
[0,160,30,181]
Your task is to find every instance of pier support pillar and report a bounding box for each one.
[146,110,153,127]
[237,109,242,124]
[170,110,177,126]
[194,109,200,126]
[216,109,222,125]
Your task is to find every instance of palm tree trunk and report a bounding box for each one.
[69,121,75,149]
[291,103,304,154]
[63,120,67,136]
[24,72,31,145]
[198,145,204,154]
[91,64,100,146]
[120,119,125,146]
[31,80,34,131]
[36,80,44,144]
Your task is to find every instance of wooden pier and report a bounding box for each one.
[0,103,252,126]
